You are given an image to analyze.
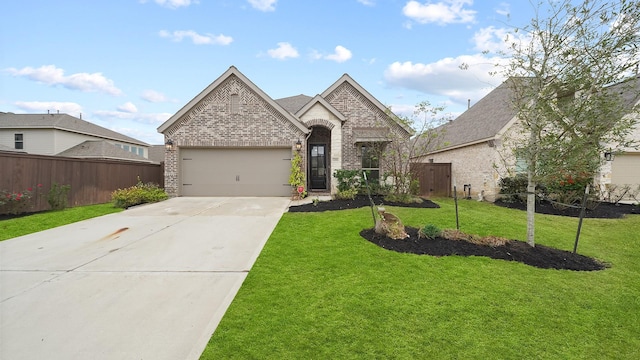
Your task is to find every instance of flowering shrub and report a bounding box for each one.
[112,179,168,208]
[0,184,42,215]
[544,171,594,209]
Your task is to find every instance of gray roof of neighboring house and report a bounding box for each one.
[432,80,518,151]
[0,143,26,153]
[606,74,640,111]
[148,144,166,163]
[57,140,153,162]
[0,113,149,146]
[275,94,313,114]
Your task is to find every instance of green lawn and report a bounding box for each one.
[0,203,123,241]
[202,198,640,359]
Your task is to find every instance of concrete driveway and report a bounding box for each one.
[0,197,290,360]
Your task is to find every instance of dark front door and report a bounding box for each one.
[310,144,327,190]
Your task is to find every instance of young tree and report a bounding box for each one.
[501,0,640,246]
[382,100,450,201]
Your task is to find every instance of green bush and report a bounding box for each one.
[498,174,529,202]
[112,179,168,208]
[48,183,71,210]
[418,224,441,240]
[334,188,359,200]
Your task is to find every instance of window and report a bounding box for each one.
[514,148,528,174]
[123,144,130,151]
[137,147,144,156]
[14,134,23,149]
[361,145,380,181]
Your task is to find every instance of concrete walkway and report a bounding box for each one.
[0,197,290,360]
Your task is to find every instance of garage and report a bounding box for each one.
[611,153,640,200]
[180,148,293,196]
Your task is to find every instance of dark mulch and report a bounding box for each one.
[361,227,608,271]
[494,199,640,218]
[288,195,439,212]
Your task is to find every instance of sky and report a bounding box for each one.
[1,0,534,145]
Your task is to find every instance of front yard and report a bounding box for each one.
[201,198,640,359]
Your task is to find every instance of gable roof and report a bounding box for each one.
[321,73,414,136]
[0,112,149,146]
[295,95,347,122]
[157,66,310,134]
[56,140,153,162]
[605,74,640,111]
[430,79,520,152]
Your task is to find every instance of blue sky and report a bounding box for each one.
[2,0,532,144]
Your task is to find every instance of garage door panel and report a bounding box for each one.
[180,148,292,196]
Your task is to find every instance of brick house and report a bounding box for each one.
[157,66,412,197]
[415,76,640,202]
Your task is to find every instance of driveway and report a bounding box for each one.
[0,197,290,360]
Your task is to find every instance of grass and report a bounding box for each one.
[201,198,640,359]
[0,203,123,241]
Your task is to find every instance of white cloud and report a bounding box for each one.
[267,42,299,60]
[472,26,530,55]
[357,0,375,6]
[495,2,510,16]
[324,46,353,63]
[159,30,233,45]
[143,0,195,9]
[384,55,506,105]
[141,89,172,103]
[117,102,138,113]
[14,101,83,115]
[6,65,122,96]
[402,0,476,25]
[248,0,277,12]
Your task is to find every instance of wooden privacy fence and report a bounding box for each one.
[0,152,163,213]
[411,163,452,198]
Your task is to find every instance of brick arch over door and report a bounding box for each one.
[307,125,332,191]
[304,118,335,130]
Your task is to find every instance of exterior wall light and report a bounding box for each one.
[604,151,613,161]
[295,139,302,151]
[165,139,174,150]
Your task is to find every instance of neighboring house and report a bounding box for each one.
[57,140,152,162]
[415,75,640,202]
[147,145,167,164]
[0,112,150,161]
[157,66,411,197]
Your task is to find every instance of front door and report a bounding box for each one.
[310,144,327,190]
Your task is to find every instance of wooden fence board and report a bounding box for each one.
[0,152,163,213]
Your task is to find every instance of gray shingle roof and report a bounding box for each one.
[434,80,518,151]
[57,140,152,162]
[0,113,149,146]
[148,144,166,163]
[275,94,313,114]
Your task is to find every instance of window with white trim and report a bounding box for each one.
[361,145,380,181]
[14,133,23,149]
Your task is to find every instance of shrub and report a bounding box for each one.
[112,179,168,208]
[48,183,71,210]
[1,187,34,215]
[440,228,507,247]
[498,174,529,202]
[334,188,358,200]
[334,169,363,193]
[418,224,441,240]
[289,151,306,198]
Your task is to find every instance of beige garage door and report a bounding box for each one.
[180,148,292,196]
[611,153,640,190]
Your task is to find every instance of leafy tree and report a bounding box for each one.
[499,0,640,246]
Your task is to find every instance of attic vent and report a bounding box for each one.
[230,94,240,114]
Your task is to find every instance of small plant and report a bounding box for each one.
[111,178,168,208]
[48,183,71,210]
[418,224,441,240]
[312,197,320,206]
[289,152,306,199]
[334,188,358,200]
[498,174,529,203]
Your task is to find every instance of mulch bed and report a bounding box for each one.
[361,227,607,271]
[288,196,638,271]
[494,199,640,218]
[288,195,439,212]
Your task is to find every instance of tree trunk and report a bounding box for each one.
[526,174,536,247]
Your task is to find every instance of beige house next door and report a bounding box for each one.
[180,148,292,196]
